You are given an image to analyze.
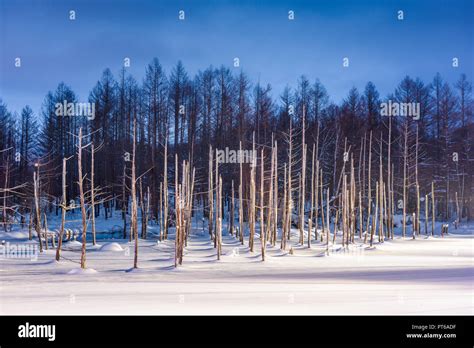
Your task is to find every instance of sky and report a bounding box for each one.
[0,0,472,117]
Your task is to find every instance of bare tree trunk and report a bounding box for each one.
[299,110,306,245]
[28,205,33,241]
[326,187,330,255]
[239,141,244,245]
[163,137,169,240]
[272,140,278,246]
[159,182,163,241]
[56,158,67,261]
[425,194,429,234]
[358,190,363,239]
[122,164,127,239]
[77,128,88,269]
[281,163,288,250]
[455,191,460,229]
[287,122,293,242]
[342,176,346,246]
[391,163,395,239]
[33,169,43,252]
[365,132,372,243]
[230,180,235,236]
[208,145,214,241]
[131,120,139,268]
[402,122,408,238]
[314,160,319,241]
[370,181,379,248]
[266,142,274,245]
[308,143,315,248]
[249,133,256,251]
[431,182,435,236]
[174,154,179,267]
[362,132,367,232]
[260,149,265,261]
[43,212,48,250]
[2,160,9,232]
[91,144,97,245]
[387,117,392,240]
[217,176,222,260]
[332,197,339,244]
[146,186,150,238]
[415,125,420,235]
[320,168,325,242]
[214,149,219,248]
[350,155,355,243]
[378,136,384,243]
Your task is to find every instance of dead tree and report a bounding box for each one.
[127,119,139,268]
[298,109,306,245]
[122,164,127,239]
[163,137,169,240]
[139,179,150,239]
[76,127,91,269]
[208,145,214,241]
[402,121,408,238]
[431,182,435,236]
[272,140,278,247]
[175,154,180,266]
[214,148,219,248]
[56,156,72,261]
[159,181,163,241]
[308,143,315,248]
[239,141,244,245]
[425,194,429,234]
[378,135,384,243]
[370,181,379,248]
[33,166,43,252]
[320,168,326,243]
[259,148,265,261]
[230,180,235,236]
[281,163,288,250]
[249,133,256,251]
[287,121,293,243]
[90,143,97,245]
[415,125,420,235]
[365,132,372,243]
[387,117,393,240]
[265,140,274,246]
[455,191,460,229]
[216,175,223,260]
[326,187,330,255]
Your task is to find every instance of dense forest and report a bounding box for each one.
[0,59,472,266]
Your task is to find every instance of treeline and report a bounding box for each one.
[0,58,472,226]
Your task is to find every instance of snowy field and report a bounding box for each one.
[0,213,473,315]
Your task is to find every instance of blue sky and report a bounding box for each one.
[0,0,472,116]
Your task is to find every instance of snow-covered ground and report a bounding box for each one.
[0,212,472,315]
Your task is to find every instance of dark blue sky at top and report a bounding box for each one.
[0,0,472,117]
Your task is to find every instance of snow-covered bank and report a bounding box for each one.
[0,219,472,315]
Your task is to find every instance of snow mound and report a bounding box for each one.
[67,268,98,275]
[0,231,31,240]
[100,242,124,252]
[65,240,82,247]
